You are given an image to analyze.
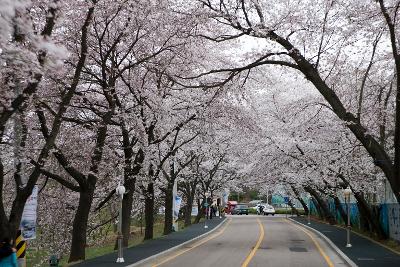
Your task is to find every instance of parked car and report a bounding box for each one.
[262,204,275,216]
[256,203,275,216]
[232,204,249,215]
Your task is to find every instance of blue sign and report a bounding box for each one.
[284,197,289,203]
[204,203,209,207]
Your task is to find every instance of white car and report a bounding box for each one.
[257,204,275,216]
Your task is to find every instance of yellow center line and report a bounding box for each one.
[151,219,232,267]
[241,218,265,267]
[287,220,334,267]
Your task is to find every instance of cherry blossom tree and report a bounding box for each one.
[187,0,400,203]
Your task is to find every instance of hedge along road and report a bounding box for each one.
[136,215,350,267]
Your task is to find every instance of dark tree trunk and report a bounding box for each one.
[356,200,370,232]
[163,182,174,235]
[184,193,195,227]
[291,185,309,215]
[338,175,387,239]
[120,148,144,247]
[318,198,336,225]
[114,187,135,250]
[333,196,348,224]
[121,186,134,247]
[0,163,8,240]
[298,197,309,215]
[306,187,336,224]
[68,185,95,263]
[184,204,192,227]
[288,199,300,216]
[311,197,323,218]
[113,179,138,250]
[194,199,204,224]
[144,182,154,240]
[354,191,387,239]
[0,191,26,242]
[179,179,197,227]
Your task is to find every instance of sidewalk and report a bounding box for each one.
[73,217,226,267]
[291,216,400,267]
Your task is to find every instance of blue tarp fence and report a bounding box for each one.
[309,199,400,242]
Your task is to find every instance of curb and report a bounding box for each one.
[288,218,358,267]
[126,218,228,267]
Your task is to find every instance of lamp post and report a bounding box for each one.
[116,183,126,263]
[344,186,352,248]
[204,192,210,229]
[218,198,222,218]
[307,194,311,225]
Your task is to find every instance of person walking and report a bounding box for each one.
[259,205,264,215]
[212,205,217,217]
[0,237,17,267]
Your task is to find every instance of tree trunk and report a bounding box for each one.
[184,204,192,227]
[298,197,309,215]
[305,187,336,224]
[0,191,26,242]
[333,196,348,224]
[356,200,370,232]
[184,194,194,227]
[354,191,387,239]
[113,178,137,250]
[68,186,95,263]
[163,182,174,235]
[317,198,336,224]
[338,175,387,239]
[288,199,300,216]
[311,197,323,218]
[144,182,154,240]
[291,185,309,215]
[194,199,204,224]
[121,186,134,247]
[119,148,144,247]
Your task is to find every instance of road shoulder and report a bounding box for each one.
[291,216,400,267]
[128,217,229,267]
[288,217,357,267]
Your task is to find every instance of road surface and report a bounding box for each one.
[136,215,349,267]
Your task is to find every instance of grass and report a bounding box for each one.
[275,208,306,215]
[25,249,49,267]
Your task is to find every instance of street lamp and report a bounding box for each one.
[344,186,352,248]
[116,183,126,263]
[307,194,311,225]
[204,192,210,229]
[218,198,222,218]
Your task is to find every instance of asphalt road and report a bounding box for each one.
[137,215,349,267]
